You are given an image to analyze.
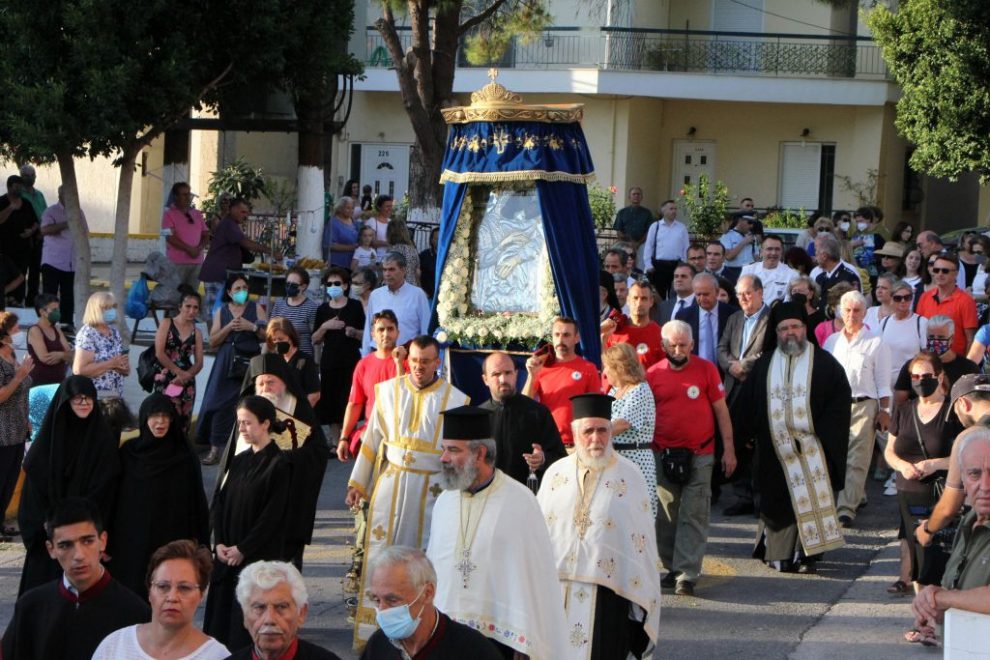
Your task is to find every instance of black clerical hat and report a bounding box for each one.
[570,393,614,421]
[441,406,491,440]
[769,299,807,329]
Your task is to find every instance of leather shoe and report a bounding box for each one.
[838,514,853,528]
[201,447,221,466]
[660,572,679,589]
[722,501,755,516]
[675,581,695,596]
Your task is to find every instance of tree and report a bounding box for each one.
[869,1,990,182]
[375,0,550,221]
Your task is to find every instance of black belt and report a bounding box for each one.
[652,258,679,264]
[614,442,653,450]
[851,396,874,403]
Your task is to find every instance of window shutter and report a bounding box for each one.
[780,142,822,210]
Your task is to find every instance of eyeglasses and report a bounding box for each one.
[70,395,93,405]
[150,581,201,597]
[909,373,937,381]
[931,267,954,274]
[891,294,912,302]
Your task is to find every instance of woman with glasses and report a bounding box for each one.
[94,540,229,659]
[805,218,834,261]
[313,266,365,439]
[107,394,210,599]
[899,248,927,308]
[350,267,377,314]
[957,232,985,290]
[877,281,928,391]
[17,375,120,595]
[865,273,898,329]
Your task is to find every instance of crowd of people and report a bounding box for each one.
[0,175,987,659]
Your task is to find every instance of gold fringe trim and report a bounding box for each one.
[439,169,596,185]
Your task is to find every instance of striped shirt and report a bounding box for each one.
[272,297,319,357]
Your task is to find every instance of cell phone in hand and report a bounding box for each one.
[163,383,184,397]
[533,342,556,367]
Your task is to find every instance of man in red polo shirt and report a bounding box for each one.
[523,317,600,449]
[647,319,735,597]
[916,252,977,356]
[601,280,664,368]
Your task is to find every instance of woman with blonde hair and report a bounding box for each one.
[386,220,420,286]
[602,342,658,516]
[72,291,133,437]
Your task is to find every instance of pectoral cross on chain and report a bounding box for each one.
[574,511,593,539]
[455,547,476,588]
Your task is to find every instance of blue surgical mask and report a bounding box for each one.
[375,587,426,640]
[103,309,117,324]
[231,290,249,305]
[326,285,344,299]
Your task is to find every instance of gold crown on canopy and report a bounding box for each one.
[442,68,583,124]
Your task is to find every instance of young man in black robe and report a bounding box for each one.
[732,300,852,572]
[2,497,149,660]
[477,351,566,487]
[360,546,502,659]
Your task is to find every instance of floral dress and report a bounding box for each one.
[610,381,659,517]
[152,319,197,430]
[75,324,124,397]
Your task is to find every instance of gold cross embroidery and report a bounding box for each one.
[574,510,593,539]
[371,525,386,542]
[402,452,416,466]
[429,483,443,498]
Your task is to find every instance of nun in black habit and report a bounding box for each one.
[17,375,121,595]
[215,353,329,570]
[107,393,210,598]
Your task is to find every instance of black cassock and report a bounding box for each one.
[204,441,290,650]
[108,393,210,598]
[732,345,851,561]
[227,638,342,659]
[360,612,503,659]
[1,571,149,660]
[480,394,567,486]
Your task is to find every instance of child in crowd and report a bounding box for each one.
[351,226,379,272]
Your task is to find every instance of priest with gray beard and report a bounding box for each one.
[426,406,566,659]
[731,301,851,573]
[536,394,660,659]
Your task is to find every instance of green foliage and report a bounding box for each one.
[763,208,808,229]
[869,1,990,182]
[264,177,298,217]
[834,168,880,208]
[463,1,553,65]
[679,174,730,239]
[203,159,268,217]
[586,183,617,232]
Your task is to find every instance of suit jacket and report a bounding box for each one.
[708,266,741,286]
[676,301,735,360]
[717,306,770,402]
[657,296,695,324]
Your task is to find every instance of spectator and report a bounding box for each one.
[686,243,707,274]
[602,280,664,369]
[351,267,377,314]
[152,290,205,434]
[72,292,133,439]
[889,221,915,254]
[366,196,393,259]
[806,218,834,261]
[271,266,318,358]
[849,206,885,287]
[18,165,46,307]
[657,262,697,323]
[740,234,797,304]
[676,273,734,366]
[324,196,359,267]
[161,182,209,293]
[0,175,39,306]
[613,187,654,270]
[901,247,926,306]
[264,317,320,409]
[704,240,739,285]
[884,354,959,596]
[914,230,945,260]
[875,243,905,276]
[94,540,227,659]
[350,226,380,273]
[916,252,977,356]
[106,395,210,599]
[361,252,429,355]
[788,276,825,344]
[0,312,31,542]
[814,281,855,347]
[603,247,635,288]
[643,199,688,298]
[893,315,979,406]
[602,342,658,517]
[957,231,985,290]
[784,246,815,276]
[197,274,267,466]
[313,267,365,438]
[342,178,360,201]
[387,220,420,286]
[26,293,71,386]
[812,232,861,310]
[418,226,439,298]
[613,272,629,312]
[720,214,758,270]
[206,192,231,233]
[359,184,374,213]
[877,281,928,391]
[598,270,620,322]
[865,272,897,329]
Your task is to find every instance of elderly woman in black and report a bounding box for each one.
[204,395,291,650]
[107,393,210,598]
[17,375,120,595]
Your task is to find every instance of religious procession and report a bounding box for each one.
[0,14,989,660]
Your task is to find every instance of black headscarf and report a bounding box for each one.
[19,375,120,548]
[121,393,192,478]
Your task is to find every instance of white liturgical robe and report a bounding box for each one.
[427,470,568,659]
[537,452,661,659]
[348,374,469,648]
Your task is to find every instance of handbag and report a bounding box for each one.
[240,246,255,264]
[227,349,252,380]
[659,447,694,486]
[910,407,948,497]
[137,346,160,392]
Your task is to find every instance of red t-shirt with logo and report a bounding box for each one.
[531,356,601,446]
[646,356,725,454]
[347,353,402,452]
[606,321,665,368]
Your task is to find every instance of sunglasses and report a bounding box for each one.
[326,280,344,286]
[183,211,195,225]
[910,373,937,381]
[931,267,954,274]
[891,294,912,302]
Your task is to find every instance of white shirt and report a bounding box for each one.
[823,326,891,400]
[644,219,689,262]
[92,626,229,660]
[876,313,928,390]
[720,229,756,268]
[740,261,797,304]
[362,282,431,354]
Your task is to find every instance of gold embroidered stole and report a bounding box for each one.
[766,348,844,555]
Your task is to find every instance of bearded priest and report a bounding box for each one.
[537,394,661,659]
[427,405,567,659]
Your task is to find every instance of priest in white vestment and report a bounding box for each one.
[427,405,568,659]
[538,394,661,659]
[346,337,469,649]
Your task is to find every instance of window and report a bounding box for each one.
[779,142,835,212]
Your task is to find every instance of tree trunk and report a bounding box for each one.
[55,150,91,327]
[407,142,442,224]
[296,95,325,260]
[111,148,138,346]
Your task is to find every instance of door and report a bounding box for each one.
[671,140,716,221]
[358,143,410,203]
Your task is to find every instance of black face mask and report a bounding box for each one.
[667,354,689,367]
[274,341,291,355]
[911,374,939,398]
[285,283,301,298]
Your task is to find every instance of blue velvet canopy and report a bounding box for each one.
[433,117,602,365]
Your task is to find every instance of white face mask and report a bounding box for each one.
[856,221,869,232]
[838,221,851,232]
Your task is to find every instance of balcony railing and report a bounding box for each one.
[364,27,888,80]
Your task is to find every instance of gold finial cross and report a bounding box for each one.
[487,67,499,83]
